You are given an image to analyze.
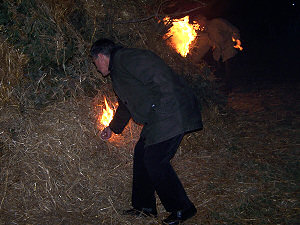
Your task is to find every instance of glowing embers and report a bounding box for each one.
[163,16,200,57]
[232,37,243,51]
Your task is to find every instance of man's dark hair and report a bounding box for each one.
[90,38,116,58]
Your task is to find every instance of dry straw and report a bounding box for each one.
[0,38,28,106]
[1,87,298,224]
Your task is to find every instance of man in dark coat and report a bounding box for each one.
[91,38,203,224]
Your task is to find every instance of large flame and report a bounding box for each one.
[99,96,115,127]
[232,37,243,51]
[164,16,200,57]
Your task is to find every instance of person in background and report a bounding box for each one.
[190,16,242,92]
[91,38,203,225]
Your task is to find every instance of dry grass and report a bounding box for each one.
[0,85,299,224]
[0,96,136,224]
[0,38,29,106]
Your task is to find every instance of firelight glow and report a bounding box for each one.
[232,37,243,51]
[163,16,200,57]
[99,96,115,127]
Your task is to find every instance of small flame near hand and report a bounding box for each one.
[98,96,116,127]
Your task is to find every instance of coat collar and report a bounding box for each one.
[109,46,123,72]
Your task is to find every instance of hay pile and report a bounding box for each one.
[0,96,140,224]
[1,0,299,224]
[0,0,215,108]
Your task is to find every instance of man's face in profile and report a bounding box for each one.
[93,54,110,77]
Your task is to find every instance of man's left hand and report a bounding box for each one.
[101,127,112,140]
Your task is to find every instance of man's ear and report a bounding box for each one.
[97,53,103,60]
[98,53,108,61]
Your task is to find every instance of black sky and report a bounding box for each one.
[202,0,300,83]
[163,0,299,82]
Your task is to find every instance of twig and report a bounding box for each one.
[0,167,9,210]
[103,5,207,25]
[108,195,119,215]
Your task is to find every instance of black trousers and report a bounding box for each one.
[132,134,193,212]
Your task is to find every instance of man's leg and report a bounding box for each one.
[131,137,157,212]
[143,134,194,212]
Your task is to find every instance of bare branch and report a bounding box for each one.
[104,4,207,25]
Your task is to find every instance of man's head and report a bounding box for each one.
[90,38,116,76]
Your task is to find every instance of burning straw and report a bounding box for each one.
[93,88,142,149]
[163,15,200,57]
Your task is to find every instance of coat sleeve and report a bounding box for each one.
[109,98,131,134]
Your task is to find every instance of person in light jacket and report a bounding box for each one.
[190,16,242,91]
[91,38,203,225]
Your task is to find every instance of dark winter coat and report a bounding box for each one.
[108,47,203,147]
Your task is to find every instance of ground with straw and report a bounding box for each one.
[1,83,298,225]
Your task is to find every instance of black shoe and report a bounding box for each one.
[123,207,157,217]
[163,205,197,224]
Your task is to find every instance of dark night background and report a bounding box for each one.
[173,0,300,89]
[219,0,299,87]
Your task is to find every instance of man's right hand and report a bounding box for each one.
[101,127,112,140]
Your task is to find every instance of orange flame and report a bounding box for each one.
[95,96,141,147]
[232,37,243,51]
[99,96,115,127]
[164,16,200,57]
